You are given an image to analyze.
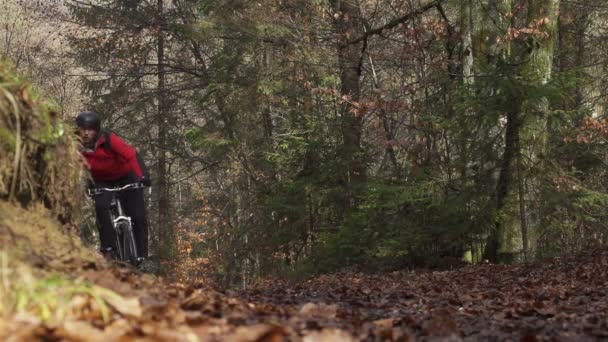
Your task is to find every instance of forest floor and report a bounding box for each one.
[3,247,608,341]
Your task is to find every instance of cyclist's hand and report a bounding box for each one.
[139,176,151,187]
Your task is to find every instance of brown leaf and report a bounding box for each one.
[299,303,338,319]
[303,329,354,342]
[0,321,47,342]
[96,287,142,318]
[372,318,396,340]
[423,310,460,337]
[20,87,31,106]
[140,323,200,341]
[54,320,106,342]
[221,324,287,342]
[184,309,207,325]
[104,318,134,340]
[373,318,394,329]
[182,288,209,310]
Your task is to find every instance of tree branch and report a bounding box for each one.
[347,0,448,46]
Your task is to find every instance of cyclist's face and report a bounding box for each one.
[79,128,98,145]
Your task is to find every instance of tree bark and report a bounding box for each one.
[331,0,366,206]
[156,0,174,270]
[477,0,512,65]
[516,137,529,261]
[461,0,474,85]
[558,1,587,110]
[522,0,559,259]
[486,109,519,262]
[485,0,559,262]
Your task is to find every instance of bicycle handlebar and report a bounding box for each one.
[88,182,145,196]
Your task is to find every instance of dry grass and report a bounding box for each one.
[0,60,89,268]
[0,61,83,229]
[0,61,109,333]
[0,201,91,267]
[0,250,148,341]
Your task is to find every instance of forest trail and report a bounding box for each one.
[3,1,608,339]
[3,248,607,341]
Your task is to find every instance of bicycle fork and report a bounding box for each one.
[111,197,137,261]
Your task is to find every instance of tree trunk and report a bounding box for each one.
[525,0,559,82]
[486,109,519,262]
[461,0,474,85]
[486,0,559,262]
[156,0,174,271]
[366,43,399,175]
[477,0,512,65]
[516,137,529,261]
[522,0,559,259]
[558,1,587,111]
[331,0,366,207]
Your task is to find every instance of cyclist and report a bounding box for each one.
[75,111,151,262]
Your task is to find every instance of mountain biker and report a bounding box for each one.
[75,111,150,262]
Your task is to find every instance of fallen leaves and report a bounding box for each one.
[302,329,354,342]
[95,287,142,319]
[5,248,608,341]
[299,303,338,319]
[239,248,608,341]
[54,320,106,342]
[220,324,287,342]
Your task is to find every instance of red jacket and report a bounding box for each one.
[81,132,145,182]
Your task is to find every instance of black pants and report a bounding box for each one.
[93,181,148,258]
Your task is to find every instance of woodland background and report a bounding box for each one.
[2,0,608,287]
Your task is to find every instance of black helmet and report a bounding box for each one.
[75,111,101,130]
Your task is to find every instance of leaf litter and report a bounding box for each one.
[3,248,608,341]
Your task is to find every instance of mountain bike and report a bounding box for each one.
[89,183,145,267]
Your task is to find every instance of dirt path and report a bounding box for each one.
[3,249,608,341]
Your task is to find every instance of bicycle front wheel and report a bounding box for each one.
[114,230,125,261]
[122,224,139,266]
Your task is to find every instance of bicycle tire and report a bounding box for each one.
[114,226,125,261]
[122,224,139,266]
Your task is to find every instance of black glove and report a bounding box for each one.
[139,176,151,187]
[86,179,96,189]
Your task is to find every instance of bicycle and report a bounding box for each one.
[88,182,145,267]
